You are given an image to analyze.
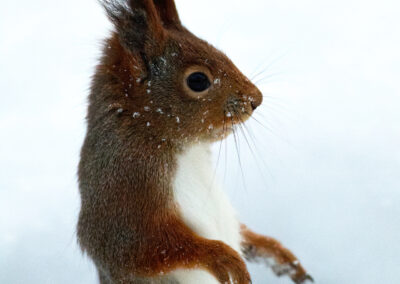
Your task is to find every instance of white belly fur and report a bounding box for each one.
[170,143,242,283]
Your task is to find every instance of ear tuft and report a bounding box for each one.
[153,0,181,28]
[100,0,165,53]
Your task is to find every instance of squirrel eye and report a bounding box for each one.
[186,72,211,92]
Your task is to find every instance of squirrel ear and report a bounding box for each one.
[101,0,166,55]
[153,0,181,28]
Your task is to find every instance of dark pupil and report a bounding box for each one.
[187,72,211,92]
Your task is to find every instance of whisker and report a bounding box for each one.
[229,110,247,193]
[248,114,277,137]
[242,119,275,183]
[261,98,292,114]
[259,93,301,124]
[251,110,296,151]
[232,108,272,185]
[250,51,288,82]
[252,112,282,134]
[250,56,276,80]
[223,121,228,184]
[254,72,284,85]
[262,94,289,103]
[210,113,226,190]
[257,101,302,141]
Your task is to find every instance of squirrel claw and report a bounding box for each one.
[294,273,314,284]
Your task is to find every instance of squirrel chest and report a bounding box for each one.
[171,143,242,283]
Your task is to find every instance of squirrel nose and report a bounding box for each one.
[249,89,263,111]
[251,101,259,111]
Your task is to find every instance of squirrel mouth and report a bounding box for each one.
[209,124,236,140]
[225,107,253,125]
[208,109,252,141]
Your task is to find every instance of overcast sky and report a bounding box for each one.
[1,0,399,283]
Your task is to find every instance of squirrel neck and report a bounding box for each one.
[79,119,213,221]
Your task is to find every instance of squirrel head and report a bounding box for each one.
[91,0,263,147]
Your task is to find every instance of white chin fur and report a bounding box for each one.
[171,143,242,283]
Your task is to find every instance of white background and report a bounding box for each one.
[1,0,399,283]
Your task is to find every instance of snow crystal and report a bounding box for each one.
[226,112,232,118]
[117,108,123,114]
[156,108,164,114]
[146,122,151,127]
[108,103,122,110]
[144,106,150,111]
[132,112,140,118]
[176,117,180,123]
[214,78,221,85]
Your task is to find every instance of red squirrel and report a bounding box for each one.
[77,1,313,283]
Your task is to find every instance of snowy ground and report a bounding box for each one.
[1,0,399,283]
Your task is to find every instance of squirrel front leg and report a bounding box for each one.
[138,217,250,284]
[103,216,251,284]
[240,225,313,284]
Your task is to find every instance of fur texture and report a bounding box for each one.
[77,1,311,283]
